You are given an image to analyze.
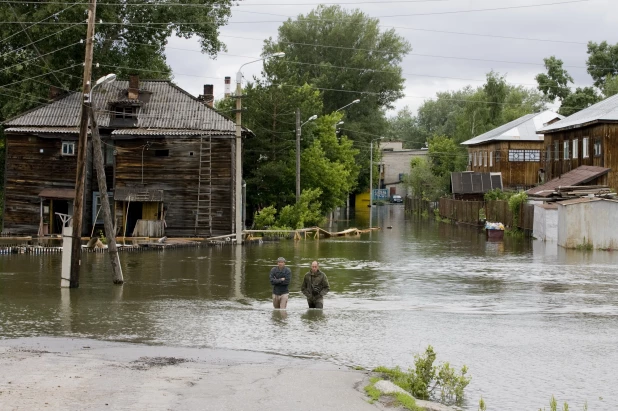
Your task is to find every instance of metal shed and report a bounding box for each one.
[557,197,618,249]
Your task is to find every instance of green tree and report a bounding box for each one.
[405,157,443,201]
[386,106,426,149]
[535,56,574,101]
[216,81,323,214]
[427,135,467,178]
[602,74,618,97]
[262,5,411,192]
[301,114,360,213]
[559,87,601,116]
[586,41,618,88]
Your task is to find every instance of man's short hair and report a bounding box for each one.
[277,257,286,262]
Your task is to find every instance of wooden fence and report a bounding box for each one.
[437,198,534,231]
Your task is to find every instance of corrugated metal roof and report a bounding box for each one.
[111,128,229,136]
[540,93,618,133]
[526,165,610,197]
[4,80,235,134]
[461,110,563,146]
[4,127,81,134]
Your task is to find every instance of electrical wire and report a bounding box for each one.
[0,1,83,45]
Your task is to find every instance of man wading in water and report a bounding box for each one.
[270,257,291,309]
[301,261,330,309]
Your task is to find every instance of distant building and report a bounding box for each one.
[379,141,427,197]
[539,93,618,191]
[461,110,563,189]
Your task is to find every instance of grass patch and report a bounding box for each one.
[364,377,381,403]
[395,392,422,411]
[363,377,421,411]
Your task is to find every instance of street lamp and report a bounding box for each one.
[89,73,116,102]
[296,112,318,203]
[235,52,285,245]
[369,136,384,228]
[335,99,360,112]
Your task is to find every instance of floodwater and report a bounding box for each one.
[1,205,616,410]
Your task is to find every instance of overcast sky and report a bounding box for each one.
[164,0,617,117]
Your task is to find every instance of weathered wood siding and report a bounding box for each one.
[113,136,234,237]
[3,134,91,235]
[543,123,618,188]
[467,141,545,188]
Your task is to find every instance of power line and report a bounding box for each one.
[0,40,83,75]
[0,1,83,45]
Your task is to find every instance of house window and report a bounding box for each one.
[509,149,540,162]
[61,141,75,156]
[583,137,589,158]
[563,141,570,159]
[473,152,477,166]
[92,192,114,225]
[509,149,524,162]
[398,173,404,182]
[114,106,137,119]
[554,141,559,161]
[484,151,488,167]
[489,151,493,167]
[573,139,578,159]
[155,149,169,157]
[546,148,551,162]
[594,138,602,157]
[495,151,501,163]
[525,150,540,162]
[468,153,472,166]
[105,143,115,166]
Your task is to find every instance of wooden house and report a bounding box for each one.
[538,93,618,190]
[461,110,563,189]
[2,77,239,237]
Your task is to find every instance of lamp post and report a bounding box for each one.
[369,137,384,228]
[296,111,318,203]
[335,99,360,112]
[235,52,284,245]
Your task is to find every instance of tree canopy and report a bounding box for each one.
[0,0,234,120]
[535,41,618,116]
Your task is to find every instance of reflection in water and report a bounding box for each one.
[301,309,326,323]
[1,205,617,410]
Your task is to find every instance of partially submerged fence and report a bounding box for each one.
[434,198,534,231]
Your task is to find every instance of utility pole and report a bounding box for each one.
[296,108,301,204]
[89,105,124,284]
[234,72,243,245]
[69,0,97,288]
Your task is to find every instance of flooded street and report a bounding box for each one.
[1,205,616,410]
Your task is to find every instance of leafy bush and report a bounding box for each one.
[253,206,277,229]
[484,188,512,201]
[252,188,324,230]
[374,345,471,406]
[508,191,528,228]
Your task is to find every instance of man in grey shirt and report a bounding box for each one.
[269,257,291,309]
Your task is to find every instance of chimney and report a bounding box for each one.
[203,84,214,107]
[224,76,231,97]
[48,86,62,101]
[128,74,139,100]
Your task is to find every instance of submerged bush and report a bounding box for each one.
[374,345,471,406]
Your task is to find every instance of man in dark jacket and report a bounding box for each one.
[269,257,291,309]
[301,261,330,309]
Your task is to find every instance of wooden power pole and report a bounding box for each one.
[89,106,124,284]
[296,108,301,204]
[69,0,97,288]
